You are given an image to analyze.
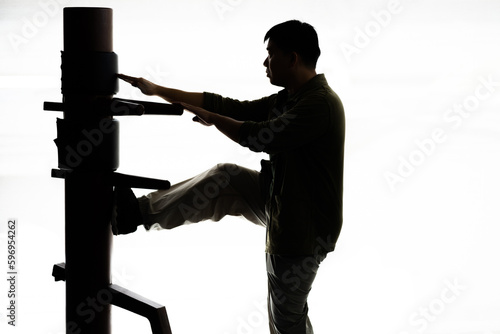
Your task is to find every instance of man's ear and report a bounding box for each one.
[289,51,299,68]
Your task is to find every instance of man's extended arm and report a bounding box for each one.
[118,74,244,143]
[118,74,204,107]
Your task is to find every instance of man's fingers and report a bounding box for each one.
[183,103,213,126]
[180,102,195,113]
[117,73,134,81]
[117,74,138,84]
[192,116,210,126]
[180,102,202,113]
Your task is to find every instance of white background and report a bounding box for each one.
[1,0,500,333]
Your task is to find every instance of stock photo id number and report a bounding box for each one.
[6,219,18,326]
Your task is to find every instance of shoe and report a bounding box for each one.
[111,187,143,235]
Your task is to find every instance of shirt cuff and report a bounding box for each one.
[202,92,215,110]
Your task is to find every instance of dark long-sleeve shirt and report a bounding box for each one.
[203,74,345,256]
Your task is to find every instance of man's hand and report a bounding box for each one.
[180,102,214,126]
[180,103,243,143]
[118,74,158,96]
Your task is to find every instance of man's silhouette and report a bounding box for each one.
[115,20,345,334]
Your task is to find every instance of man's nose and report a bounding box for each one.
[263,57,268,67]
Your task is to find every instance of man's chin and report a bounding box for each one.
[268,77,283,87]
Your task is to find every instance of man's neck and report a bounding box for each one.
[286,70,317,95]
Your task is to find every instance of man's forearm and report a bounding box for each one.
[210,113,243,143]
[155,86,204,107]
[199,112,243,143]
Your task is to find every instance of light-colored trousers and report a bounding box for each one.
[138,163,323,334]
[138,163,266,230]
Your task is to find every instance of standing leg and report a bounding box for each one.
[266,252,327,334]
[138,163,267,230]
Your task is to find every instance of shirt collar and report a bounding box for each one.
[277,74,328,105]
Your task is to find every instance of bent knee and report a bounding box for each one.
[210,163,260,193]
[214,163,243,176]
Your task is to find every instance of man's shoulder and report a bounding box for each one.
[299,83,341,109]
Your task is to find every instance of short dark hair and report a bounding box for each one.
[264,20,321,68]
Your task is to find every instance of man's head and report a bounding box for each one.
[263,20,321,88]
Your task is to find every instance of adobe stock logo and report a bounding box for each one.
[8,0,70,53]
[213,0,244,20]
[61,118,117,169]
[398,278,466,334]
[384,74,500,192]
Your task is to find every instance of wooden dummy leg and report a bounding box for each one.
[52,263,173,334]
[109,284,173,334]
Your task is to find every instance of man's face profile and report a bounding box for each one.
[263,39,291,88]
